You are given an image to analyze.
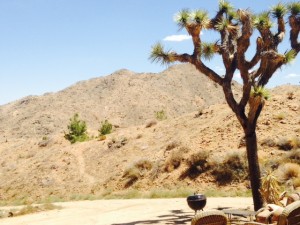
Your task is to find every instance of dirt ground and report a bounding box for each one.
[0,197,253,225]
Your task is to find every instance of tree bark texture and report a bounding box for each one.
[245,129,264,211]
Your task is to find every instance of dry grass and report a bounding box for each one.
[180,150,210,179]
[285,149,300,164]
[123,159,153,187]
[261,137,277,147]
[212,152,248,185]
[277,137,300,151]
[277,163,300,183]
[2,203,61,218]
[164,148,186,172]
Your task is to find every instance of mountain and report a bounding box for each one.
[0,64,235,142]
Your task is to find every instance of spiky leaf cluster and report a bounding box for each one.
[271,3,287,18]
[190,10,210,27]
[219,0,234,13]
[149,43,174,65]
[215,18,230,31]
[284,49,296,64]
[174,9,210,29]
[227,10,238,20]
[288,2,300,15]
[251,86,270,100]
[254,12,273,29]
[201,42,216,61]
[174,9,190,30]
[260,170,281,205]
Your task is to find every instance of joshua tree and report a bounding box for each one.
[150,1,300,210]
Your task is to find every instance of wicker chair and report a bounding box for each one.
[191,210,227,225]
[244,201,300,225]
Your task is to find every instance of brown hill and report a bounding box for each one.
[0,64,299,204]
[0,64,235,142]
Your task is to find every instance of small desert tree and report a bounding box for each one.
[64,113,89,144]
[150,1,300,210]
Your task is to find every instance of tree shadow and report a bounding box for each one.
[111,209,193,225]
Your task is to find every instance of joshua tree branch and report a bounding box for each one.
[289,15,300,53]
[193,60,224,86]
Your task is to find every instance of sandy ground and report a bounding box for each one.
[0,198,254,225]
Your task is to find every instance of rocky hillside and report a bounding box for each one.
[0,64,299,204]
[0,64,238,142]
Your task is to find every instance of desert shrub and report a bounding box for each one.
[123,159,153,187]
[99,120,112,135]
[107,137,128,149]
[155,110,167,121]
[122,167,141,187]
[134,159,153,171]
[212,165,234,185]
[290,137,300,149]
[180,150,210,179]
[64,113,89,144]
[261,138,277,147]
[277,163,300,183]
[293,177,300,189]
[286,149,300,164]
[164,150,184,172]
[212,152,248,185]
[260,170,281,204]
[262,158,280,170]
[150,160,164,180]
[277,137,294,151]
[277,137,300,151]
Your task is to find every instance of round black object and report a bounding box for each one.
[187,194,207,211]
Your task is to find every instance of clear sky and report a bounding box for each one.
[0,0,299,105]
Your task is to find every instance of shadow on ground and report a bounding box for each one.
[111,209,194,225]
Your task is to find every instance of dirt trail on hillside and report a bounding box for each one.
[0,198,253,225]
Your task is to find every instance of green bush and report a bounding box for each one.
[99,120,113,135]
[64,113,89,144]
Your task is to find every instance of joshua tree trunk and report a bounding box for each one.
[245,127,264,211]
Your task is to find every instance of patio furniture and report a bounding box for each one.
[223,208,256,222]
[191,210,227,225]
[244,200,300,225]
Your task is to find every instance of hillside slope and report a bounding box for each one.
[0,64,299,203]
[0,64,236,142]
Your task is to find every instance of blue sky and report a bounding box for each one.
[0,0,299,105]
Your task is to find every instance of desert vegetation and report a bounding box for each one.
[64,113,89,144]
[122,159,153,187]
[98,120,113,136]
